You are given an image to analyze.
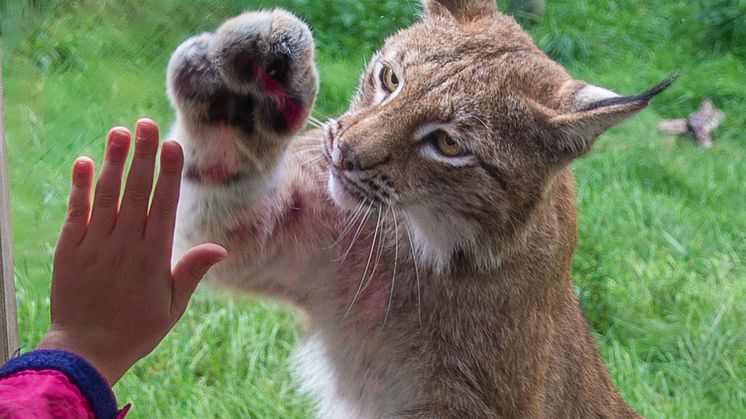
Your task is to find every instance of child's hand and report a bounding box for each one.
[37,119,227,384]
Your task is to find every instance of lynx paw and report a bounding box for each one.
[213,9,317,132]
[168,9,318,135]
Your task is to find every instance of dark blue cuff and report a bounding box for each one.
[0,349,119,419]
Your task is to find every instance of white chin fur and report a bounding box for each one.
[404,205,480,275]
[328,173,362,210]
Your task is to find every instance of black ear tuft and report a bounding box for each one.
[579,74,679,112]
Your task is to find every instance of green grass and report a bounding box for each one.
[2,0,745,417]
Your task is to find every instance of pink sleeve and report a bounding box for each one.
[0,369,97,418]
[0,350,130,418]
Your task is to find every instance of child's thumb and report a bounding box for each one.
[171,243,228,316]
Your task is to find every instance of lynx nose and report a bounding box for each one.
[333,142,361,172]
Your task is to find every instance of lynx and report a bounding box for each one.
[167,1,672,417]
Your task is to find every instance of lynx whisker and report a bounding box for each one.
[307,116,323,129]
[231,131,259,163]
[311,109,331,121]
[404,218,422,328]
[312,173,329,183]
[327,200,367,249]
[295,144,322,153]
[335,203,372,264]
[365,206,388,292]
[342,206,383,323]
[300,155,324,168]
[383,204,399,328]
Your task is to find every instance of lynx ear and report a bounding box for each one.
[422,0,498,22]
[537,76,677,160]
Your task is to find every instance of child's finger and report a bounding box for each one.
[145,140,184,249]
[170,243,228,317]
[117,119,159,234]
[58,157,95,246]
[88,127,131,236]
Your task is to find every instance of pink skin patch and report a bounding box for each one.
[353,270,389,328]
[185,165,235,185]
[185,123,246,186]
[252,62,306,131]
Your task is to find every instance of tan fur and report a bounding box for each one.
[168,1,672,417]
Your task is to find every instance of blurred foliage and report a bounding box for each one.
[2,0,416,59]
[18,24,87,74]
[507,0,545,25]
[531,1,746,64]
[695,0,746,56]
[8,0,744,67]
[536,27,592,64]
[265,0,416,57]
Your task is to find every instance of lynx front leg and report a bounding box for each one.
[166,10,320,300]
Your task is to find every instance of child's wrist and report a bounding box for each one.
[37,329,130,385]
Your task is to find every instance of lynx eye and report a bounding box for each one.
[430,131,464,157]
[380,66,400,93]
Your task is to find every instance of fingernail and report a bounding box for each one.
[110,126,129,138]
[137,119,158,140]
[72,158,93,184]
[161,141,182,164]
[109,128,130,150]
[211,252,228,266]
[215,246,229,260]
[73,157,91,174]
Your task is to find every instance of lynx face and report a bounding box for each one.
[323,2,672,273]
[324,20,533,270]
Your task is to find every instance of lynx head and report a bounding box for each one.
[324,0,673,273]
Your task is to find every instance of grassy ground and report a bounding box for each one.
[2,0,745,417]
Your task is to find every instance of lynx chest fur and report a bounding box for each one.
[168,1,671,417]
